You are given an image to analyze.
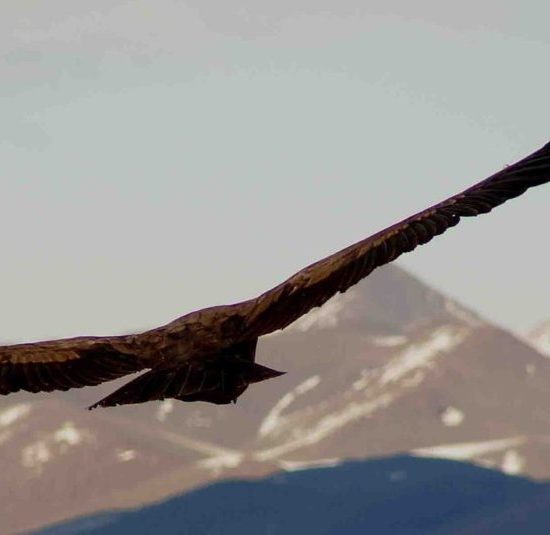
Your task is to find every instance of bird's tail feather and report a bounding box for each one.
[88,359,284,410]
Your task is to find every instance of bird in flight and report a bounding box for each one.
[1,142,549,410]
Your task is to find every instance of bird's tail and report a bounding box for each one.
[88,358,285,410]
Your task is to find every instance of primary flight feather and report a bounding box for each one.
[1,142,549,409]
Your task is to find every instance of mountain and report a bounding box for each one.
[35,456,550,535]
[2,265,550,533]
[525,320,550,357]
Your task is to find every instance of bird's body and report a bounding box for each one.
[1,142,549,409]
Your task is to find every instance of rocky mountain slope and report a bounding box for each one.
[2,265,549,533]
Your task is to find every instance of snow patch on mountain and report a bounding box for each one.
[288,290,357,332]
[413,438,528,476]
[255,326,468,460]
[22,441,51,473]
[0,403,33,445]
[255,394,395,461]
[440,406,464,427]
[156,400,174,422]
[259,375,321,438]
[371,335,408,347]
[502,450,524,475]
[20,421,92,474]
[116,449,137,462]
[412,436,526,462]
[197,451,244,475]
[55,421,84,450]
[352,369,376,391]
[0,402,32,428]
[379,326,467,386]
[278,457,341,472]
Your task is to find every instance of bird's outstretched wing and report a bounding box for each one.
[243,142,550,337]
[0,336,146,395]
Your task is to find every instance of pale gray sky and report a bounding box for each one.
[1,1,548,343]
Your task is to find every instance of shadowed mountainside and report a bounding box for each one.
[37,456,550,535]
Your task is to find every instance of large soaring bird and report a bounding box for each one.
[1,142,549,409]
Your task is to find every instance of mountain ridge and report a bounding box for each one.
[2,265,549,533]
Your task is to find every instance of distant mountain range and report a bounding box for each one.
[36,456,550,535]
[2,265,549,533]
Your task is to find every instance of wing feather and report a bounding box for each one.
[243,142,550,337]
[0,336,146,395]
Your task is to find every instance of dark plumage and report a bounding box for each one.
[1,142,549,409]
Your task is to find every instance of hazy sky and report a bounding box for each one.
[1,1,548,343]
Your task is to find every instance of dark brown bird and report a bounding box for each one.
[1,142,549,410]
